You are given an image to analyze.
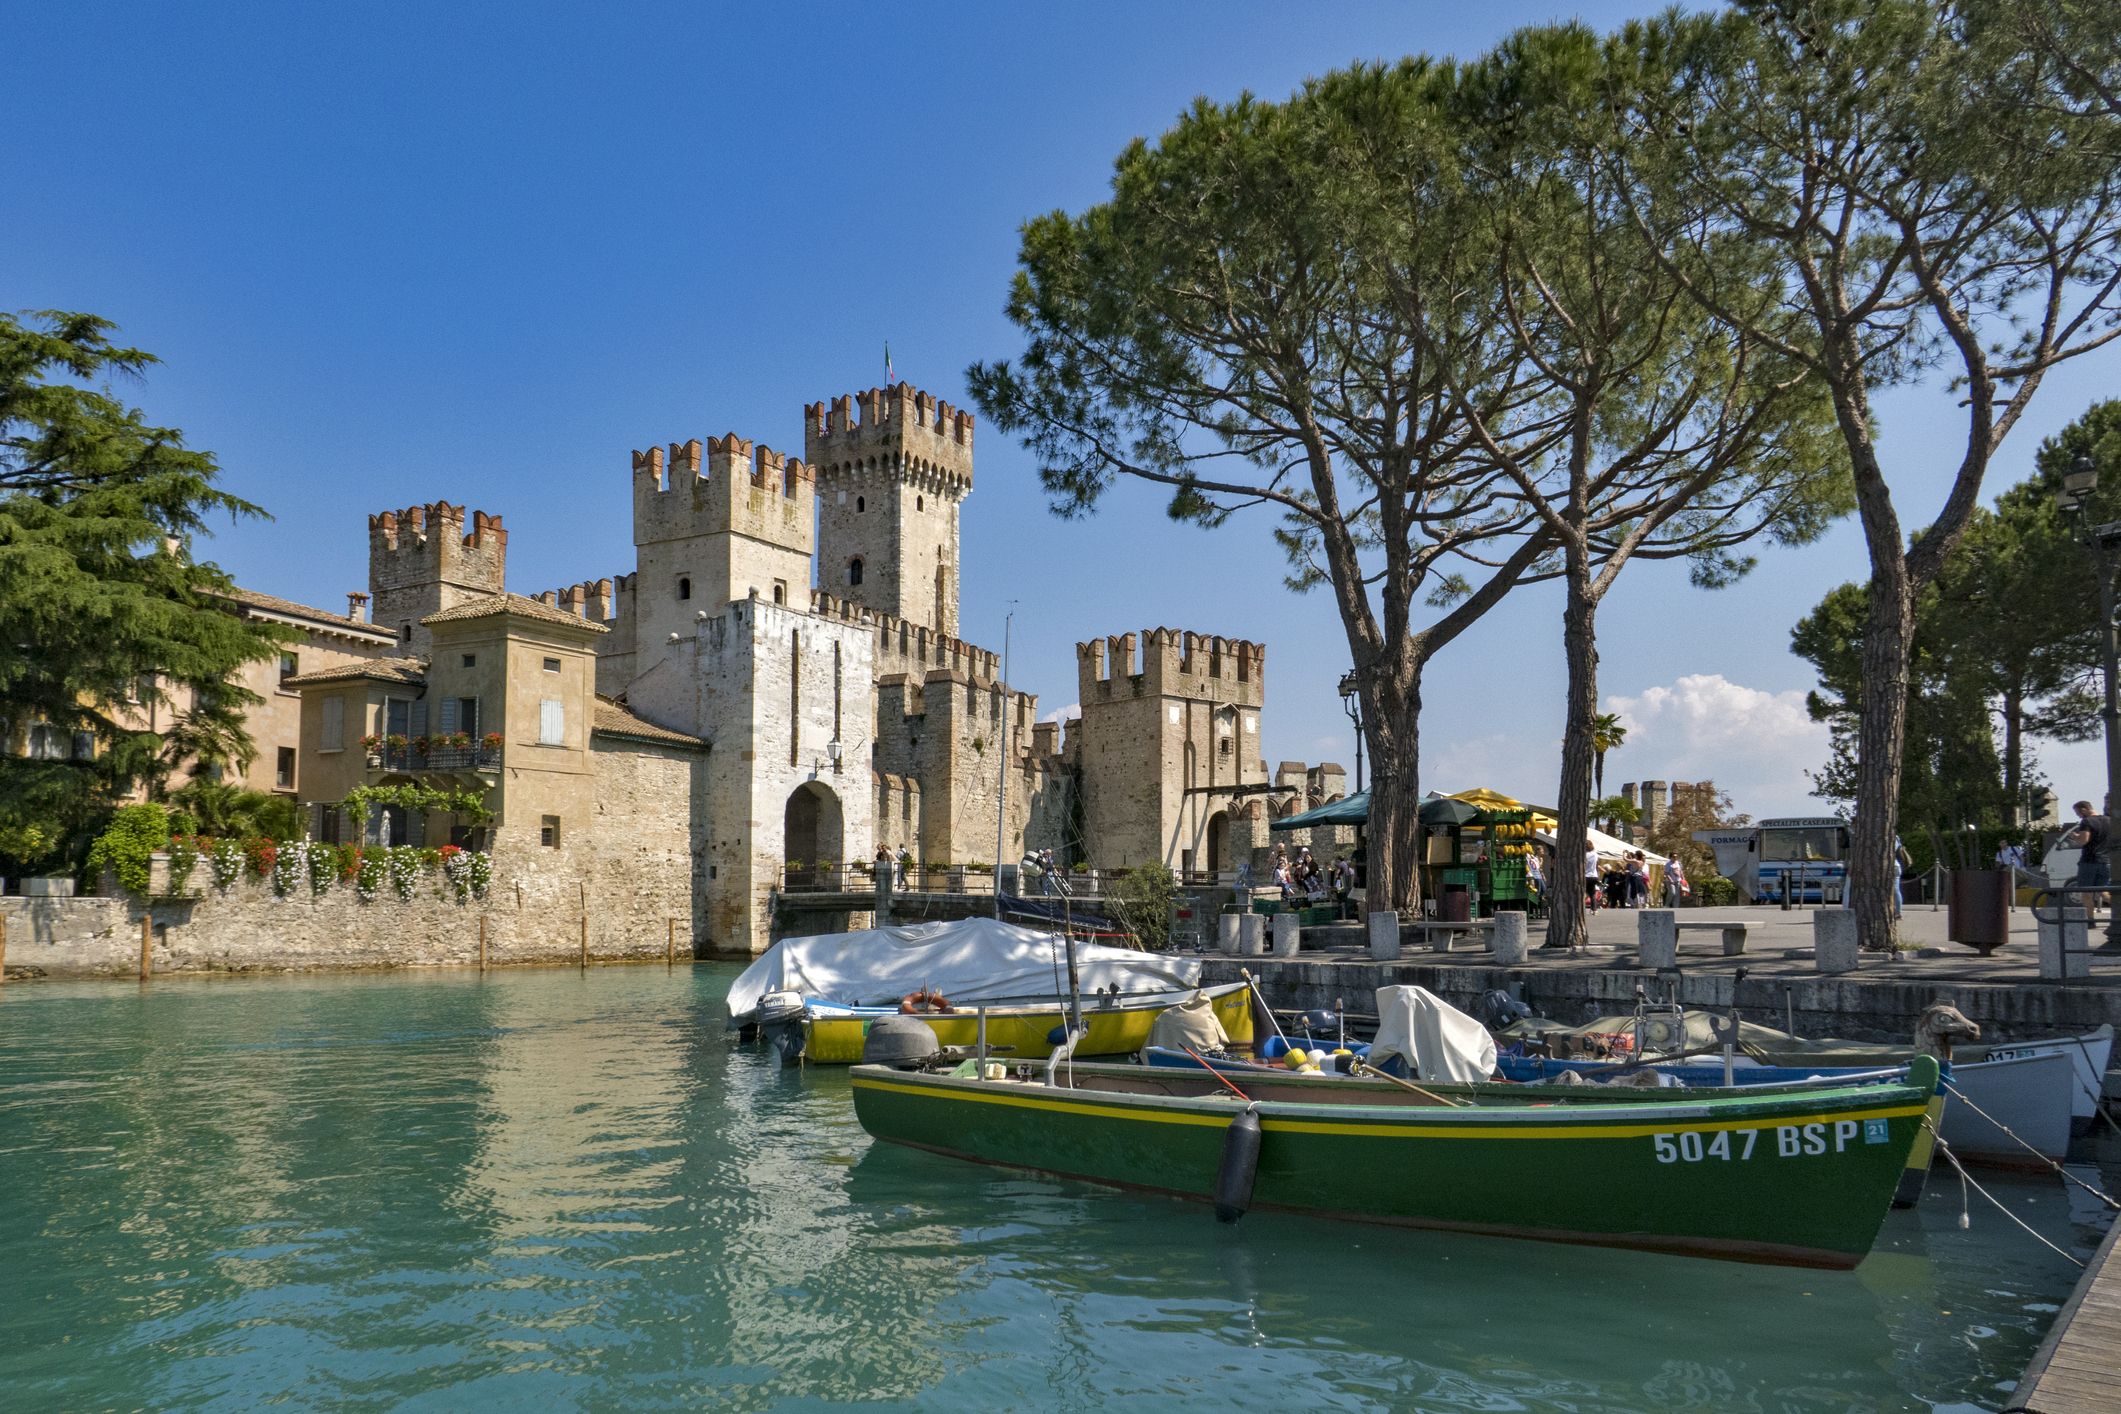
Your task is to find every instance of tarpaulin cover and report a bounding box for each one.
[725,916,1202,1021]
[1368,985,1500,1084]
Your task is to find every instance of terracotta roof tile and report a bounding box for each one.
[281,659,428,688]
[593,696,707,750]
[421,594,609,632]
[224,587,395,639]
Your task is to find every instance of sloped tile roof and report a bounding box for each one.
[224,587,395,639]
[593,696,707,750]
[281,659,428,688]
[421,594,609,632]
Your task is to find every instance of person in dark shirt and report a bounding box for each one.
[2069,800,2110,911]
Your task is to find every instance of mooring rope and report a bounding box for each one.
[1940,1079,2121,1213]
[1932,1133,2087,1270]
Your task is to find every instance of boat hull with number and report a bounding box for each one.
[850,1055,1942,1268]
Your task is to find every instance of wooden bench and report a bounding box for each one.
[1411,919,1493,953]
[1675,920,1752,956]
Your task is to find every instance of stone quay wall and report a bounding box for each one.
[1,852,687,980]
[1207,952,2121,1049]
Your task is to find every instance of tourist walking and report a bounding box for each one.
[1626,852,1650,908]
[1664,854,1689,907]
[2069,800,2109,912]
[1583,847,1602,912]
[895,847,912,889]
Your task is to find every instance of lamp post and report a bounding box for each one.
[2058,452,2121,949]
[1338,670,1365,794]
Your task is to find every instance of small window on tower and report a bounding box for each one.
[917,495,924,511]
[848,558,864,587]
[856,496,865,513]
[678,576,692,601]
[772,581,786,605]
[401,623,413,643]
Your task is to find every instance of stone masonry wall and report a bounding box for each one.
[1,843,681,980]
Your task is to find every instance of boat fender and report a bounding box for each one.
[1214,1105,1263,1224]
[899,990,953,1014]
[1047,1024,1069,1046]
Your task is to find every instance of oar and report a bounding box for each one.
[1351,1057,1470,1108]
[1182,1044,1255,1103]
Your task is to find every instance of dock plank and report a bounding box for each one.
[2007,1215,2121,1413]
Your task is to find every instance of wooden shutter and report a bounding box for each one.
[322,697,345,751]
[540,698,564,745]
[438,698,458,735]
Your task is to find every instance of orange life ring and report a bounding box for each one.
[899,989,953,1014]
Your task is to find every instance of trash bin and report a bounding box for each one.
[1440,885,1472,923]
[1947,868,2011,953]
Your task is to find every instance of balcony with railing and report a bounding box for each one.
[364,738,503,774]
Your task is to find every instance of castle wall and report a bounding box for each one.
[625,597,875,955]
[630,436,814,682]
[1073,629,1267,873]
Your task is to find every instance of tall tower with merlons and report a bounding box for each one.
[803,384,973,636]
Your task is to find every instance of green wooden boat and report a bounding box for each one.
[850,1055,1942,1269]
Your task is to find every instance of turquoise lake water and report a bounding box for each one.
[0,964,2109,1412]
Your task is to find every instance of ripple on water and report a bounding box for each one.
[0,965,2110,1412]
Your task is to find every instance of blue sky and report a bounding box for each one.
[9,2,2116,819]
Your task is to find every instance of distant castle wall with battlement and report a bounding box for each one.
[367,501,507,654]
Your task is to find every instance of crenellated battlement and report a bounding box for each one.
[803,383,975,478]
[1075,627,1266,704]
[366,501,508,652]
[809,589,1003,683]
[632,433,815,549]
[367,502,506,555]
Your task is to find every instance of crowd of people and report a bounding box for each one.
[1267,843,1357,916]
[1579,846,1677,911]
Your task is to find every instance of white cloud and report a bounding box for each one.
[1603,674,1829,818]
[1041,702,1081,725]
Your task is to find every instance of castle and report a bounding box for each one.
[266,381,1343,953]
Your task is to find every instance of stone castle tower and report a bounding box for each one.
[367,502,507,656]
[1074,629,1267,873]
[804,384,973,636]
[629,433,816,669]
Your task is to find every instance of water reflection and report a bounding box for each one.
[0,965,2106,1413]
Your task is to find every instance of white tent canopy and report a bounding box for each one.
[1535,826,1666,864]
[726,917,1203,1022]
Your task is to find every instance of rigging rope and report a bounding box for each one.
[1940,1078,2121,1212]
[1932,1133,2087,1270]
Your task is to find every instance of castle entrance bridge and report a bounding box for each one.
[767,870,1120,942]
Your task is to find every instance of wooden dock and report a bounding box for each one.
[2007,1215,2121,1412]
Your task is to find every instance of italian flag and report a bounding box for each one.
[885,342,895,385]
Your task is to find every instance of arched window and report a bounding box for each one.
[856,496,865,513]
[848,558,864,587]
[677,576,692,601]
[916,495,924,511]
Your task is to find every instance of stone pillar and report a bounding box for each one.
[2038,906,2091,980]
[1367,910,1401,962]
[1238,914,1267,957]
[1638,910,1678,969]
[1814,910,1860,974]
[1493,911,1528,966]
[1218,912,1243,955]
[1271,913,1300,958]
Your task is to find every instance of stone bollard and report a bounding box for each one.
[1239,914,1267,957]
[1271,913,1301,959]
[1367,910,1401,962]
[2038,906,2090,980]
[1219,912,1243,955]
[1814,910,1860,974]
[1492,911,1528,966]
[1638,910,1678,970]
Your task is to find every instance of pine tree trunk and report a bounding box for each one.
[2002,685,2024,815]
[1544,563,1600,950]
[1851,562,1916,949]
[1364,670,1424,915]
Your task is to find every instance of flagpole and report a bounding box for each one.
[994,605,1013,919]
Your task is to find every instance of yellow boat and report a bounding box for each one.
[800,983,1256,1065]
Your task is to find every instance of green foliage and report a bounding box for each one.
[1107,862,1178,951]
[86,802,170,896]
[1645,782,1750,885]
[341,781,493,827]
[0,311,285,874]
[165,833,199,894]
[169,778,301,841]
[1693,876,1738,908]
